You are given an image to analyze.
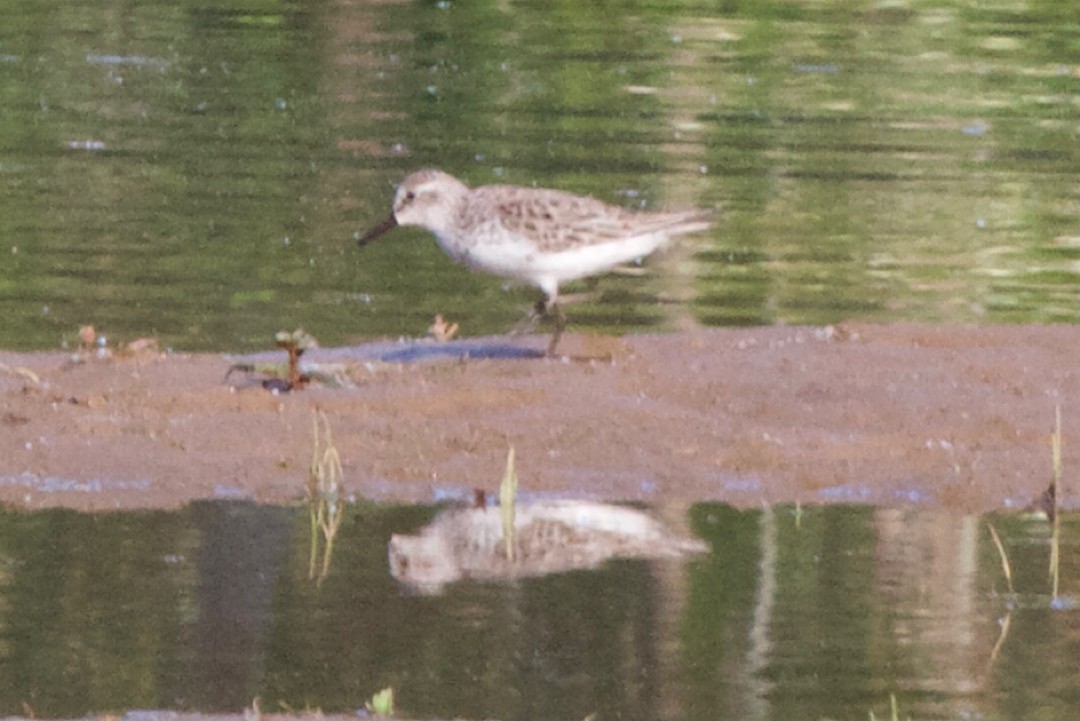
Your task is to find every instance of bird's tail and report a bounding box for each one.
[661,206,719,238]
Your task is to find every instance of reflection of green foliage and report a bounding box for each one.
[681,504,762,716]
[0,502,1077,718]
[229,290,277,308]
[0,508,193,716]
[0,1,329,350]
[0,0,1076,352]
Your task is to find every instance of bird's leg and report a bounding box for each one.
[510,288,566,356]
[510,297,546,336]
[545,301,567,358]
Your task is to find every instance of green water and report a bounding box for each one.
[0,0,1076,351]
[0,501,1075,720]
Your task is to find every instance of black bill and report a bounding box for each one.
[357,214,398,246]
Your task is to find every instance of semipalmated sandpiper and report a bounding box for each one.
[388,500,707,594]
[359,169,715,356]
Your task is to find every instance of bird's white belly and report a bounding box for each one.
[435,230,667,288]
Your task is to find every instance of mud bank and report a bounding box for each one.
[0,324,1075,513]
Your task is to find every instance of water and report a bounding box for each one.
[0,501,1076,720]
[0,1,1076,352]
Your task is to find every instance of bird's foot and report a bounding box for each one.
[510,298,547,337]
[508,298,566,357]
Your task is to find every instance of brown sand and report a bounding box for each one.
[0,324,1075,513]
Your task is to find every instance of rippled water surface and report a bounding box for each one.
[0,1,1076,351]
[0,502,1076,720]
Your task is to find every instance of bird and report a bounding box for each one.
[387,499,708,594]
[358,169,715,356]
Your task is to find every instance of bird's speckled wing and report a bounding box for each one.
[465,185,712,253]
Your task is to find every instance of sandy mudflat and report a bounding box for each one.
[0,324,1075,513]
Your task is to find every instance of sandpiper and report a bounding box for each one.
[358,169,715,356]
[388,500,707,594]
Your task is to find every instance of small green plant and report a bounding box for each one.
[226,328,319,392]
[499,446,518,561]
[1049,403,1062,599]
[986,521,1014,596]
[365,687,394,718]
[277,329,317,389]
[244,697,261,721]
[308,410,345,585]
[868,693,899,721]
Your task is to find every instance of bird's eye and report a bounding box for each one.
[405,191,416,203]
